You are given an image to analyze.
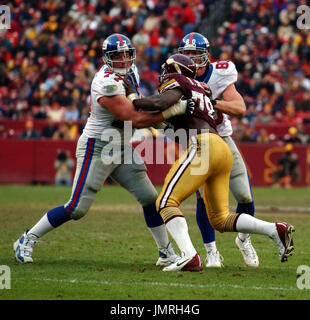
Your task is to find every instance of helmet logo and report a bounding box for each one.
[116,40,128,50]
[185,38,196,49]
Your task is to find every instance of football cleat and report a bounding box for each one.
[235,235,259,267]
[162,252,203,272]
[13,231,38,263]
[156,242,180,266]
[205,249,224,268]
[270,222,295,262]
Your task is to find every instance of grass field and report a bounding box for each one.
[0,185,309,301]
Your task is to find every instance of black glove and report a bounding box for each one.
[123,76,136,96]
[186,98,196,115]
[211,98,219,106]
[200,82,212,98]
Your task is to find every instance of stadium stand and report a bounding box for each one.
[1,0,310,185]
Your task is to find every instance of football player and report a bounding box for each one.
[178,32,258,268]
[126,53,294,271]
[13,34,189,265]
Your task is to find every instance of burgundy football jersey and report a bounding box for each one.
[158,73,217,131]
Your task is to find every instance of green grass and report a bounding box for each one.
[0,185,309,300]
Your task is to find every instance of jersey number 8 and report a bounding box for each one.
[215,61,229,69]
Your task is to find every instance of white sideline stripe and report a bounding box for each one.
[20,277,297,292]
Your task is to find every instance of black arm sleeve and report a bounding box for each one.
[133,88,183,111]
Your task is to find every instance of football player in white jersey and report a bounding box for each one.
[178,32,259,268]
[13,34,189,265]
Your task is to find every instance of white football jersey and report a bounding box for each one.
[83,64,140,144]
[197,61,238,137]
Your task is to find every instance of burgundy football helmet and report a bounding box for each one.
[159,53,197,83]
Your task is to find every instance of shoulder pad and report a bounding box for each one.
[159,74,180,93]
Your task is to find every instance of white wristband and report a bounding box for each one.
[127,93,138,102]
[162,100,187,120]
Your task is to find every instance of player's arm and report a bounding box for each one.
[133,88,183,112]
[123,77,183,111]
[98,95,164,128]
[213,83,246,118]
[98,94,186,129]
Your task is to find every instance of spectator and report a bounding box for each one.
[256,128,270,144]
[47,102,65,123]
[54,150,75,186]
[0,121,8,138]
[296,123,310,144]
[272,144,300,188]
[52,122,71,140]
[181,2,197,35]
[240,126,257,143]
[20,119,40,139]
[64,104,79,122]
[284,127,303,144]
[41,119,58,139]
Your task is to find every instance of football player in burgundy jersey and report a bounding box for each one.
[125,53,294,271]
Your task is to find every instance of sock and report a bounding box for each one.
[236,202,255,240]
[236,202,255,216]
[205,241,217,253]
[148,225,169,249]
[236,214,275,237]
[28,213,54,238]
[143,204,169,249]
[143,204,164,228]
[238,232,249,241]
[28,205,72,238]
[196,197,215,243]
[166,216,196,257]
[47,205,72,228]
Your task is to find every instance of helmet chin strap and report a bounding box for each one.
[113,68,128,76]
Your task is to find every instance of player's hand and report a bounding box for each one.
[186,98,196,115]
[123,77,136,96]
[200,82,212,97]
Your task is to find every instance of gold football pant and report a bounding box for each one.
[156,133,239,232]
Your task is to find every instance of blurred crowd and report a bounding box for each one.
[0,0,206,126]
[220,0,310,144]
[0,0,310,144]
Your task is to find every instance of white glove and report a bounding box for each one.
[153,121,169,129]
[162,99,187,120]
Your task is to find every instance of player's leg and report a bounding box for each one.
[156,135,211,271]
[14,136,113,263]
[195,188,223,267]
[223,136,258,267]
[202,139,294,263]
[110,145,179,266]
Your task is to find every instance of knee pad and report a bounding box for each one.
[66,186,97,220]
[70,208,87,220]
[132,171,158,207]
[235,191,253,204]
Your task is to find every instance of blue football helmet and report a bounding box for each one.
[178,32,210,68]
[102,34,136,75]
